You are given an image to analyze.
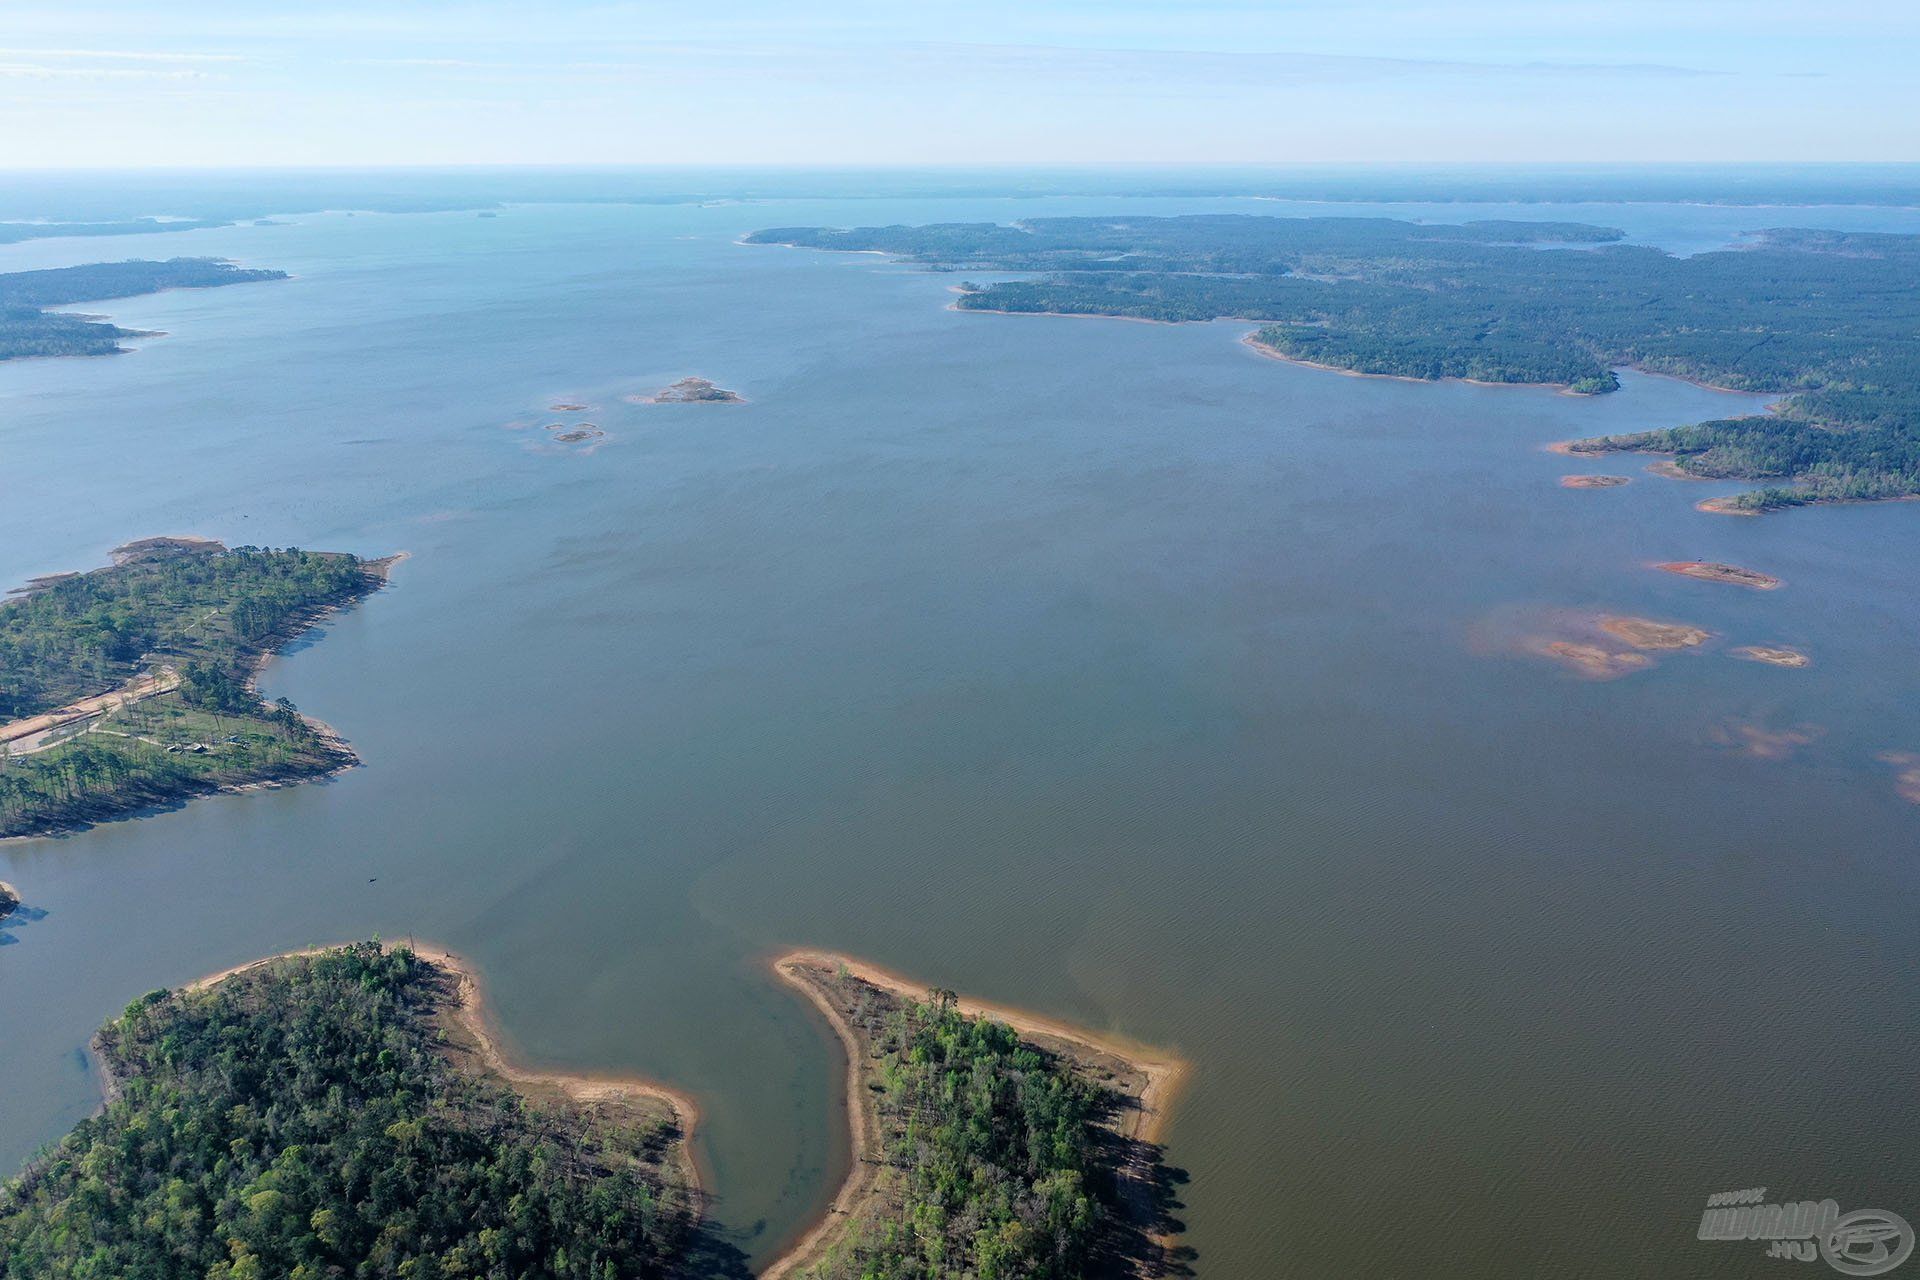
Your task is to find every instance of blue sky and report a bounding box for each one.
[1,1,1914,166]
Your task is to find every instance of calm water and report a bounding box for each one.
[4,187,1920,1277]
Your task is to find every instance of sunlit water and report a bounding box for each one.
[4,189,1920,1277]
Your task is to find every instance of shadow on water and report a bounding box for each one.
[0,898,49,946]
[661,1171,754,1280]
[1089,1089,1198,1277]
[667,1096,1195,1280]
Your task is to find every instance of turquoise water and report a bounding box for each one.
[3,189,1920,1276]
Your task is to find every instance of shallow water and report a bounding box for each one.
[3,189,1920,1277]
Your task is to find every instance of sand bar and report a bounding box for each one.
[1657,561,1782,590]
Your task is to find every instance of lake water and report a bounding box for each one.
[4,185,1920,1277]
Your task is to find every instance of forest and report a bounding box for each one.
[750,216,1920,508]
[0,942,694,1280]
[0,540,386,836]
[0,258,286,359]
[806,979,1176,1280]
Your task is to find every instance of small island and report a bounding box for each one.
[633,377,745,405]
[1599,615,1713,650]
[0,538,395,838]
[1561,475,1630,489]
[1515,610,1713,679]
[1732,645,1812,668]
[771,950,1187,1279]
[1656,561,1782,590]
[0,942,699,1278]
[0,258,287,361]
[0,879,17,922]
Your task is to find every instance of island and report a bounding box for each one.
[0,538,394,838]
[1656,561,1782,590]
[770,950,1187,1280]
[1561,475,1630,489]
[1731,645,1812,668]
[1598,615,1713,650]
[0,879,16,922]
[1515,610,1714,679]
[634,377,745,405]
[0,941,1190,1280]
[0,942,700,1279]
[748,217,1920,512]
[0,258,287,360]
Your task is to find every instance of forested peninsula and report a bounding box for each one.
[0,942,1189,1280]
[747,216,1920,511]
[0,538,393,838]
[0,942,699,1280]
[0,258,286,360]
[771,952,1187,1280]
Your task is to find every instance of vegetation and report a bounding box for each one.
[801,973,1176,1280]
[0,942,694,1280]
[0,258,285,360]
[750,217,1920,509]
[0,540,386,836]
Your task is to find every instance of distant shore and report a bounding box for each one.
[1242,330,1586,392]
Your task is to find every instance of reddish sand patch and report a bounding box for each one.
[1879,753,1920,805]
[1599,615,1713,650]
[1697,496,1760,517]
[1711,719,1823,761]
[1731,645,1811,668]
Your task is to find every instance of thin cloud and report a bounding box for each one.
[0,62,214,80]
[0,47,244,63]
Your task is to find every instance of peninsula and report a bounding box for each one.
[0,942,1190,1280]
[0,258,287,360]
[0,942,698,1279]
[770,950,1187,1280]
[748,217,1920,512]
[0,538,394,838]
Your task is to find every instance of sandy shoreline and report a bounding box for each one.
[765,948,1188,1280]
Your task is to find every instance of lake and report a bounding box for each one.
[4,184,1920,1277]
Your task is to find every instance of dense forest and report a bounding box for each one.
[806,979,1171,1280]
[0,540,386,836]
[0,942,694,1280]
[0,258,285,359]
[750,216,1920,509]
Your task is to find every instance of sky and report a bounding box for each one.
[0,1,1915,167]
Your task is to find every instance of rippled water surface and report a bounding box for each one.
[4,188,1920,1277]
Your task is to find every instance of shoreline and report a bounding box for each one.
[1241,331,1589,393]
[764,948,1188,1280]
[181,941,707,1202]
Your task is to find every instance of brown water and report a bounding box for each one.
[3,191,1920,1276]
